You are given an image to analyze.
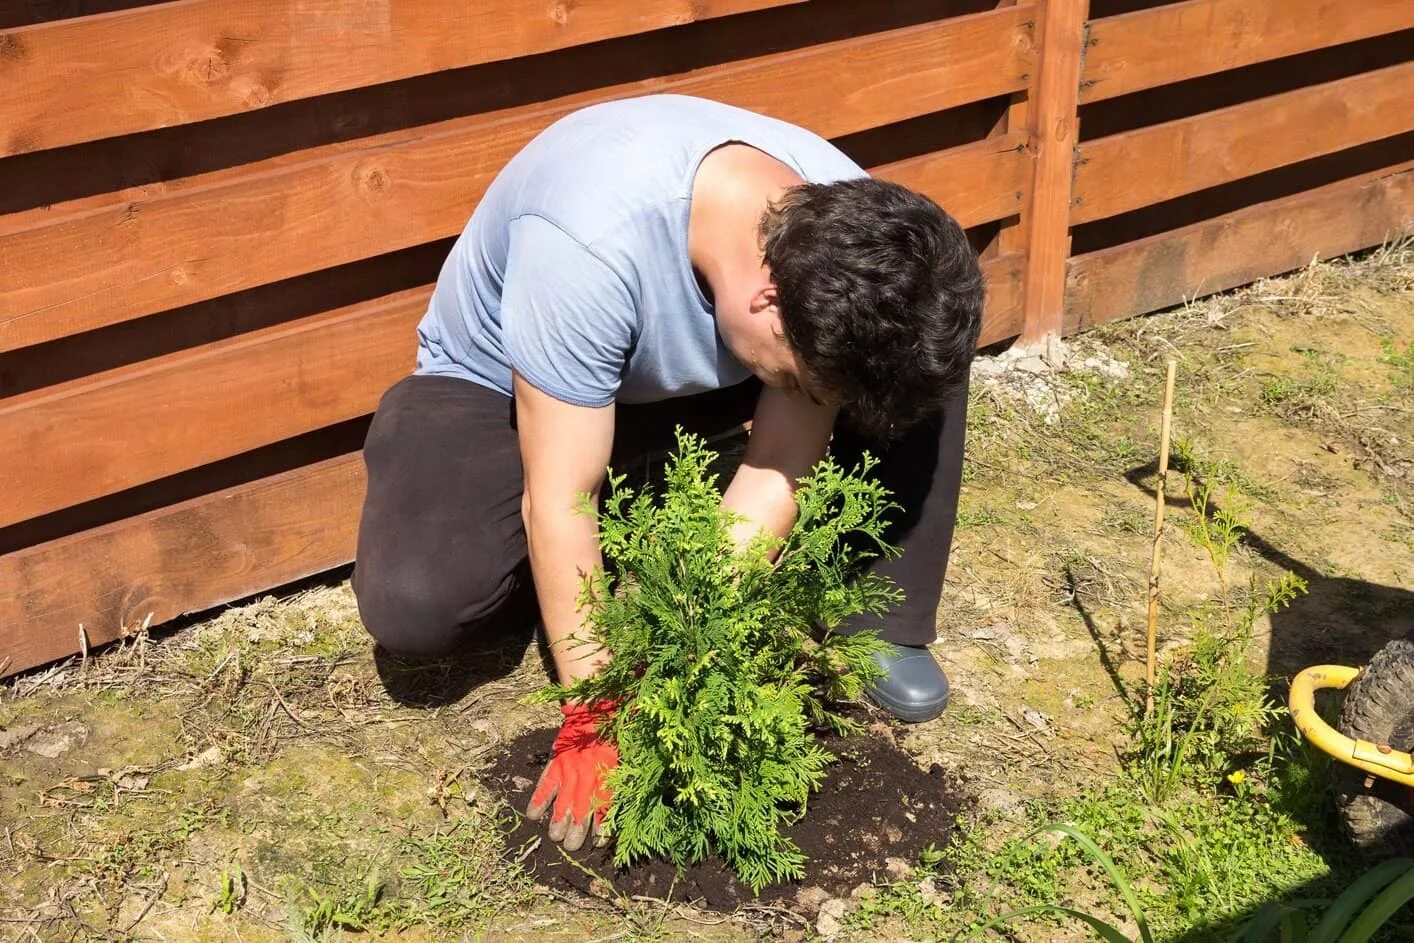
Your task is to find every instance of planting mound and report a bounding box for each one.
[484,724,968,911]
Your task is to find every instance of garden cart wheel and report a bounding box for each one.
[1335,633,1414,856]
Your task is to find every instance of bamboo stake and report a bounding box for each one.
[1146,360,1178,717]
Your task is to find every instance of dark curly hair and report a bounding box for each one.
[761,177,984,441]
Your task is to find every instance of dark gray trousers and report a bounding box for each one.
[352,375,967,658]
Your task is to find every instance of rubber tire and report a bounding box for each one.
[1335,633,1414,857]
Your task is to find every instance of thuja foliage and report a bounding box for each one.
[539,430,898,891]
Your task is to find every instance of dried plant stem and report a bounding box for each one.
[1146,360,1177,717]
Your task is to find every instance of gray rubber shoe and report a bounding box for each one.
[865,643,951,723]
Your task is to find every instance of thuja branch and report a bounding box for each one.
[535,429,900,891]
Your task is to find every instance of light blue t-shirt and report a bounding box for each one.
[414,94,866,406]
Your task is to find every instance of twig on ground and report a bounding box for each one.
[77,626,90,677]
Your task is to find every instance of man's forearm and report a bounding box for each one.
[721,463,800,556]
[524,499,609,686]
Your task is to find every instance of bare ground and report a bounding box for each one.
[2,244,1410,942]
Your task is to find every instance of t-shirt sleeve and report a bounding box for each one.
[501,214,636,407]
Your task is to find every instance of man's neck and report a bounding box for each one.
[688,144,803,301]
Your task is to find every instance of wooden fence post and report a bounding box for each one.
[1017,0,1089,346]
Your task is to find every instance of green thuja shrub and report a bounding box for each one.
[538,430,898,891]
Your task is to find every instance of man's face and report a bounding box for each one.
[754,326,831,405]
[721,281,833,405]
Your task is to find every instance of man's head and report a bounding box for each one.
[724,177,984,440]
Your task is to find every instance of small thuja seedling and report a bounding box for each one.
[539,430,897,891]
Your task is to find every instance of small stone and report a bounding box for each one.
[795,885,830,913]
[918,877,948,909]
[0,724,41,752]
[1022,706,1052,732]
[884,856,912,881]
[176,745,224,771]
[850,882,876,900]
[511,775,534,792]
[24,722,88,759]
[815,898,848,940]
[112,769,149,791]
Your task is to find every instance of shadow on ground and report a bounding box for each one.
[370,578,545,708]
[1123,458,1413,678]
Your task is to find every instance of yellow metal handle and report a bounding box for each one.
[1289,665,1414,787]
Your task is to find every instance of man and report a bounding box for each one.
[353,94,983,852]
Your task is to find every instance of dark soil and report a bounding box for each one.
[482,723,968,912]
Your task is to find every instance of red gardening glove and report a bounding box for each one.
[526,701,618,851]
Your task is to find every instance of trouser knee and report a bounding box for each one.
[352,562,521,660]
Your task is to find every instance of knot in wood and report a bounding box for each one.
[0,32,24,62]
[551,1,574,26]
[359,165,391,194]
[231,75,273,109]
[189,45,231,85]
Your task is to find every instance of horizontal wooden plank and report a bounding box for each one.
[0,249,1021,676]
[0,0,807,157]
[0,287,426,529]
[874,132,1029,228]
[1064,166,1414,332]
[1071,62,1414,225]
[0,4,1035,352]
[0,454,366,678]
[1081,0,1414,103]
[978,251,1025,347]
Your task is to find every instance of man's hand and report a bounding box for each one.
[721,383,836,552]
[526,701,618,850]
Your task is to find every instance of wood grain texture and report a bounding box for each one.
[0,0,807,156]
[1081,0,1414,103]
[1017,0,1089,344]
[1065,166,1414,331]
[0,454,366,678]
[0,287,427,529]
[0,4,1035,352]
[1071,61,1414,225]
[979,251,1026,347]
[875,132,1029,229]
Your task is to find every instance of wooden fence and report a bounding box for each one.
[1,0,1411,677]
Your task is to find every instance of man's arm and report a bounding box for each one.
[513,372,616,685]
[721,385,837,551]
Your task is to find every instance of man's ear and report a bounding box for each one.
[748,282,779,316]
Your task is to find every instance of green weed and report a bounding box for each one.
[1131,573,1306,803]
[215,864,246,915]
[1173,439,1253,595]
[1377,339,1414,392]
[386,818,535,930]
[1257,355,1340,420]
[956,506,1004,530]
[288,872,386,939]
[1102,506,1151,535]
[281,814,534,938]
[959,823,1154,943]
